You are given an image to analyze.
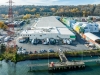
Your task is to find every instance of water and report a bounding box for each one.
[0,56,100,75]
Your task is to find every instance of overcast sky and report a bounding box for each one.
[0,0,100,5]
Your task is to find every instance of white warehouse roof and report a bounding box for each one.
[20,27,75,38]
[57,27,75,35]
[21,27,58,35]
[35,16,66,27]
[84,32,100,41]
[20,16,75,40]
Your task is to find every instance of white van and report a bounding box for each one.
[31,39,34,44]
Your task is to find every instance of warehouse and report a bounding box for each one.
[20,27,75,40]
[20,16,75,41]
[34,16,66,27]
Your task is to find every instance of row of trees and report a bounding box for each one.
[0,4,100,17]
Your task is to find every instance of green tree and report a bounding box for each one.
[0,44,6,53]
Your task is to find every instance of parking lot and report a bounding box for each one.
[0,19,89,54]
[16,37,89,53]
[14,19,89,53]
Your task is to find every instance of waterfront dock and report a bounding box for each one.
[59,51,68,62]
[28,51,85,72]
[48,61,85,71]
[48,51,85,71]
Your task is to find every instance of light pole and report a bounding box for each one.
[48,50,49,65]
[81,50,83,61]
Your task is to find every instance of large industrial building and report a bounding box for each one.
[20,16,76,41]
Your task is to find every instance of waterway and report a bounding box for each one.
[0,56,100,75]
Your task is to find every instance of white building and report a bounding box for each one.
[67,20,76,28]
[73,22,99,33]
[20,27,75,40]
[84,32,100,42]
[20,16,76,40]
[96,21,100,30]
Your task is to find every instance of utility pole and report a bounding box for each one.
[7,0,14,23]
[6,0,16,50]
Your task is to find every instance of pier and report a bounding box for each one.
[48,51,85,71]
[59,51,68,62]
[27,51,100,72]
[27,51,85,72]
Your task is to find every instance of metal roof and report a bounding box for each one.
[57,27,75,35]
[21,27,75,36]
[21,27,58,34]
[35,16,66,27]
[84,32,100,41]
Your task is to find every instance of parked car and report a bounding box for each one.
[4,36,10,42]
[39,50,43,53]
[66,39,70,45]
[39,49,47,53]
[32,39,37,45]
[20,27,23,30]
[22,49,27,54]
[48,49,54,53]
[59,48,62,52]
[49,38,56,45]
[43,50,47,53]
[18,37,26,43]
[34,50,38,53]
[17,49,22,54]
[29,51,33,54]
[43,41,48,45]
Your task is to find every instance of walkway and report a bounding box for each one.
[59,51,68,62]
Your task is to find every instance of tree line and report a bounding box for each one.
[0,4,100,17]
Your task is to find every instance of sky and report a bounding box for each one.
[0,0,100,5]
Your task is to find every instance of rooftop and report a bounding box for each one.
[21,27,75,36]
[35,16,66,27]
[84,32,100,41]
[92,31,100,37]
[57,27,75,35]
[21,27,58,34]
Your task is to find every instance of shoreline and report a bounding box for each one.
[0,50,100,63]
